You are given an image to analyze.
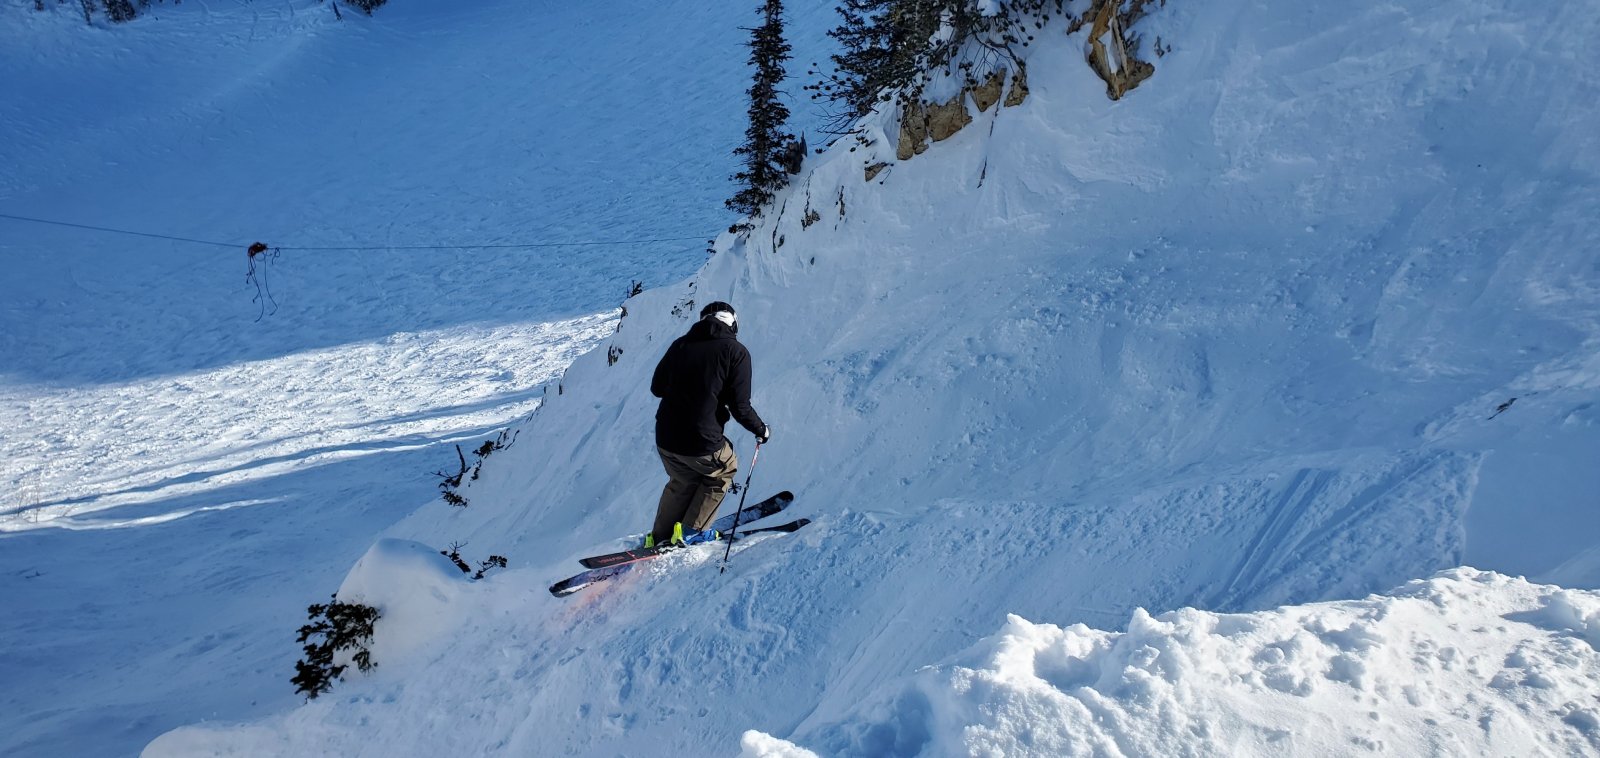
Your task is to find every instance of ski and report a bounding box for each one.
[549,518,810,598]
[577,490,794,569]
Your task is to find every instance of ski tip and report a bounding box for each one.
[549,582,586,597]
[776,490,794,501]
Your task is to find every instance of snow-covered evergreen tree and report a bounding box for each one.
[810,0,927,123]
[726,0,796,221]
[811,0,1063,129]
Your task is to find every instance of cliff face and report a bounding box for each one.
[893,0,1161,164]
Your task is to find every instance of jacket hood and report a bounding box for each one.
[686,317,737,342]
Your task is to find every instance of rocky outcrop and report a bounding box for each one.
[897,94,970,161]
[894,66,1028,164]
[1004,69,1029,107]
[971,71,1005,112]
[897,102,931,161]
[875,1,1160,179]
[1084,0,1155,100]
[927,97,972,143]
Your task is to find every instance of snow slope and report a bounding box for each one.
[0,1,837,755]
[145,0,1600,755]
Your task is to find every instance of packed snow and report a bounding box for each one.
[5,0,1600,755]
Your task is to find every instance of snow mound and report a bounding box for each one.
[741,731,823,758]
[751,570,1600,757]
[335,538,475,663]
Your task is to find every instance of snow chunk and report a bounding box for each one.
[740,730,821,758]
[1515,589,1600,651]
[335,539,474,663]
[783,570,1600,756]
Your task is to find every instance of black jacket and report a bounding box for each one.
[651,317,766,456]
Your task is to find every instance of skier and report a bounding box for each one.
[647,301,770,548]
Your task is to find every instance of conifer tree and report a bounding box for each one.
[102,0,137,22]
[812,0,1053,131]
[811,0,947,124]
[727,0,796,221]
[815,0,911,120]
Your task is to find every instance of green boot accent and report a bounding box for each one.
[670,522,685,546]
[643,533,656,549]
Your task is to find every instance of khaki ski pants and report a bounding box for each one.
[652,442,738,542]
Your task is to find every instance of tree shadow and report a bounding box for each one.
[0,428,484,757]
[7,390,540,517]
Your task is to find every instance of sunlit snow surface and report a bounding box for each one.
[2,316,612,531]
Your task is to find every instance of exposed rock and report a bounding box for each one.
[971,70,1005,112]
[927,96,972,143]
[896,66,1017,161]
[897,101,929,160]
[1085,0,1155,100]
[864,162,889,182]
[1004,68,1029,107]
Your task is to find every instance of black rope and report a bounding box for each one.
[2,211,719,321]
[245,242,280,322]
[278,236,714,251]
[275,236,707,251]
[0,212,714,251]
[0,212,239,248]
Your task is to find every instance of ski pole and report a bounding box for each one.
[719,441,763,574]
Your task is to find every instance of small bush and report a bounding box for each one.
[434,444,470,506]
[102,0,137,22]
[474,555,509,579]
[432,429,517,506]
[441,542,509,580]
[345,0,388,15]
[292,595,381,699]
[467,429,516,481]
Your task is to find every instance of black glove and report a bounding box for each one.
[756,425,771,444]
